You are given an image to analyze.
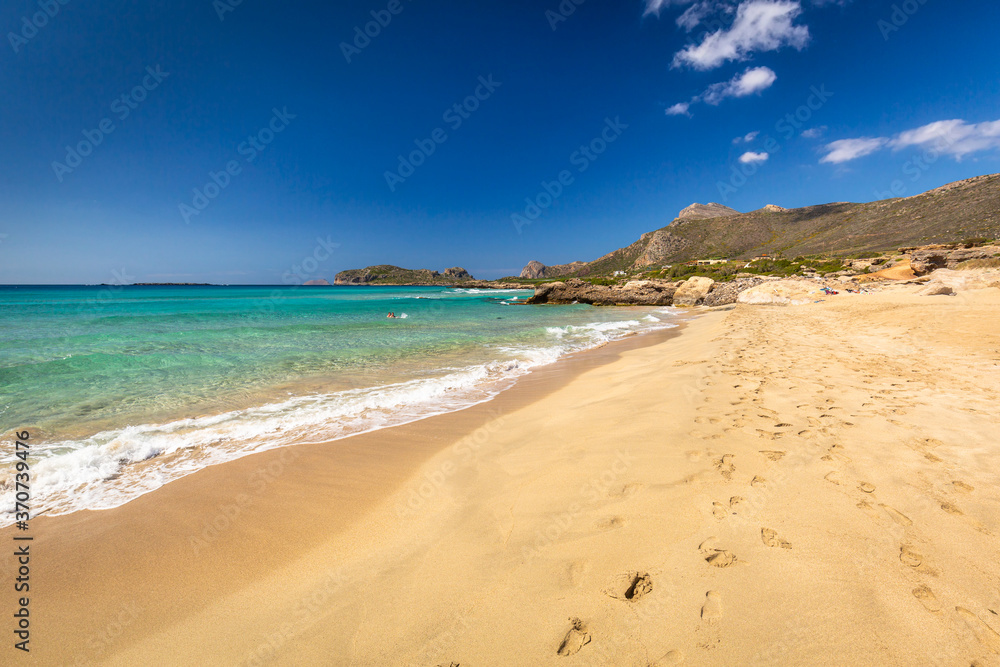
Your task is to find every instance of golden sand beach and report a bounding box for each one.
[4,286,1000,666]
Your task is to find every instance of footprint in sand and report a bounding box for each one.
[952,481,975,494]
[956,607,1000,653]
[604,571,653,602]
[557,618,591,656]
[699,537,738,568]
[856,500,879,518]
[761,528,792,549]
[712,502,729,520]
[821,444,851,463]
[695,416,720,425]
[913,585,942,612]
[607,483,644,499]
[714,455,736,480]
[759,450,786,462]
[940,501,963,516]
[824,471,843,486]
[858,482,876,494]
[596,516,627,530]
[567,561,589,587]
[750,476,767,489]
[900,545,923,569]
[653,649,685,665]
[701,591,723,623]
[881,505,913,527]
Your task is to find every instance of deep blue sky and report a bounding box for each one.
[2,0,998,283]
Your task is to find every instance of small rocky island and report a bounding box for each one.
[334,265,475,286]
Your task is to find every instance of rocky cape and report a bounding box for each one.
[525,276,770,307]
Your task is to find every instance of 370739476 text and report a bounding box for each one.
[12,430,32,653]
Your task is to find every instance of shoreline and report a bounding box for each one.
[0,311,698,665]
[5,287,1000,665]
[2,307,686,526]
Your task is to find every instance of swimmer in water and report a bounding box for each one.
[387,312,396,319]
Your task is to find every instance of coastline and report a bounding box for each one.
[5,287,1000,665]
[2,285,681,525]
[0,312,696,665]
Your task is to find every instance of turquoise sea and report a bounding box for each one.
[0,285,678,523]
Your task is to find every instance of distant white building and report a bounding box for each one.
[613,270,626,276]
[696,259,728,266]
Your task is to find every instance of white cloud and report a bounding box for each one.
[676,1,717,30]
[739,151,769,163]
[820,137,889,164]
[820,118,1000,164]
[801,125,827,138]
[672,1,809,70]
[701,66,777,104]
[666,102,692,116]
[889,119,1000,158]
[644,0,697,17]
[666,66,776,118]
[734,130,760,143]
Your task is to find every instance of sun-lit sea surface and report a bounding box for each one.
[0,285,679,524]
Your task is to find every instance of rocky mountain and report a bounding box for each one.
[334,265,474,285]
[521,174,1000,277]
[302,278,331,286]
[673,202,740,222]
[519,260,589,279]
